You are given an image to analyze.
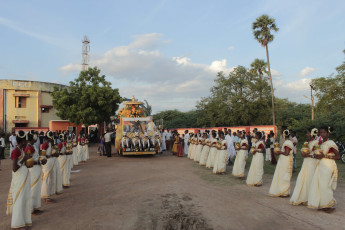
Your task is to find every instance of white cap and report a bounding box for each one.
[135,132,139,137]
[123,132,127,136]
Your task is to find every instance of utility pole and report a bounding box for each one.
[310,84,315,120]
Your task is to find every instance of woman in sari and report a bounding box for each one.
[232,131,249,179]
[206,132,218,169]
[57,134,71,188]
[83,135,89,160]
[41,132,56,203]
[199,134,211,166]
[194,133,204,163]
[246,132,265,186]
[171,133,179,155]
[189,136,198,160]
[213,131,227,174]
[308,126,340,213]
[177,134,184,157]
[6,130,32,229]
[187,134,194,159]
[290,128,318,206]
[268,129,294,197]
[27,130,46,215]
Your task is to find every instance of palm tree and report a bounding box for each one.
[250,58,268,77]
[252,14,279,126]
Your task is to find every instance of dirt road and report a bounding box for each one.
[0,146,344,230]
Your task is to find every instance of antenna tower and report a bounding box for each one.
[82,35,90,71]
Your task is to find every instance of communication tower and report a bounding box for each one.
[82,36,90,71]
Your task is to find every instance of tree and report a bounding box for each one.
[252,14,279,127]
[144,100,152,116]
[52,67,122,132]
[250,58,268,76]
[196,66,272,127]
[153,110,200,129]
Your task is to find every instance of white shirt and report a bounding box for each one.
[104,132,113,142]
[9,135,17,147]
[0,137,5,147]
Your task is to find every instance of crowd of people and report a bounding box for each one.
[5,129,90,229]
[162,126,340,213]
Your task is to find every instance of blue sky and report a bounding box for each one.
[0,0,344,113]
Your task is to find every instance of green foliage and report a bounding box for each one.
[52,67,122,127]
[144,100,152,116]
[252,14,279,47]
[153,109,200,129]
[196,66,272,127]
[288,50,345,141]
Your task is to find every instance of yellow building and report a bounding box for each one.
[0,79,67,132]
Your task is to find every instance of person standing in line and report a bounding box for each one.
[183,130,190,156]
[232,131,249,179]
[104,130,114,157]
[290,128,319,206]
[308,126,340,213]
[6,130,32,229]
[26,130,46,215]
[246,132,265,186]
[9,131,17,155]
[0,134,5,171]
[268,129,294,197]
[291,130,298,172]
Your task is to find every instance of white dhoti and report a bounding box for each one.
[7,166,32,228]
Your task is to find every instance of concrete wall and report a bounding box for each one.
[0,80,67,132]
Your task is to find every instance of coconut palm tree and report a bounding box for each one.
[252,14,279,126]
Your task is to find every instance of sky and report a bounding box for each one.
[0,0,344,114]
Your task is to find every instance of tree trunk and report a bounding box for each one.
[265,44,276,127]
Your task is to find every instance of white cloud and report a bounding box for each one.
[59,63,81,72]
[299,66,315,77]
[275,78,312,103]
[60,33,234,113]
[228,46,235,51]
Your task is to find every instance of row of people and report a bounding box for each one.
[186,126,340,213]
[6,130,90,229]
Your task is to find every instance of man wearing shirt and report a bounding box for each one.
[104,130,114,157]
[9,131,17,154]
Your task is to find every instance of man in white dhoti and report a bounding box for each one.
[161,129,166,151]
[9,131,17,156]
[183,130,190,156]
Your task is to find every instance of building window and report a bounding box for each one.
[42,107,50,113]
[15,97,27,108]
[15,123,27,127]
